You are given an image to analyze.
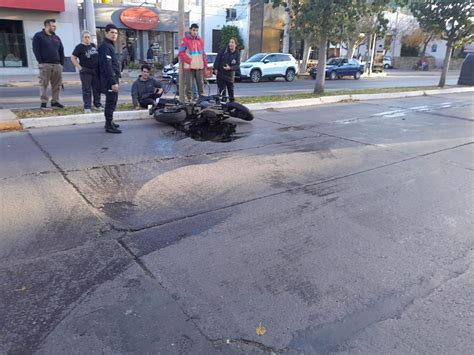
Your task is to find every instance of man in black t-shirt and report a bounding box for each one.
[71,30,103,113]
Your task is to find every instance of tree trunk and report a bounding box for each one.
[314,35,327,94]
[300,38,311,73]
[421,33,433,57]
[282,9,290,53]
[347,38,356,59]
[439,41,452,87]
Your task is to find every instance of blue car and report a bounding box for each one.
[310,58,365,80]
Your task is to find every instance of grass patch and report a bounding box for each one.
[237,86,444,104]
[13,85,452,118]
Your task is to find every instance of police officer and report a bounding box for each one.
[99,24,121,133]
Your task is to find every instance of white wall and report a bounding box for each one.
[160,0,249,54]
[0,0,81,74]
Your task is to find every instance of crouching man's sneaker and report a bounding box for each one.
[93,106,104,112]
[51,102,65,109]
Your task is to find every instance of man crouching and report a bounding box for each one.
[131,64,163,112]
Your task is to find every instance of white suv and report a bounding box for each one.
[239,53,299,83]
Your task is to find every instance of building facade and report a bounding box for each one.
[89,2,187,66]
[0,0,81,74]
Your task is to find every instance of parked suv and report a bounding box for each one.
[239,53,299,83]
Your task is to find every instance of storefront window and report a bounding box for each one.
[0,20,27,67]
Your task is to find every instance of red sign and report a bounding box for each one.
[0,0,65,12]
[120,7,159,31]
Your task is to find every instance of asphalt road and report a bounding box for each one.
[1,92,473,354]
[0,70,461,109]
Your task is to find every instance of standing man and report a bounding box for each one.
[32,19,65,109]
[214,38,240,102]
[178,23,207,102]
[99,24,121,134]
[71,30,103,113]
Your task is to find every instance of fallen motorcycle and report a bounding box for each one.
[150,95,254,142]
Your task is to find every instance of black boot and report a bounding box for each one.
[104,121,120,130]
[105,120,121,134]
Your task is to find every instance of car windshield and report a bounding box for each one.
[207,54,217,64]
[246,54,266,62]
[327,59,343,66]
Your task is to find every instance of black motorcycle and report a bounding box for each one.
[150,95,253,142]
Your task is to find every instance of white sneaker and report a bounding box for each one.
[84,108,92,114]
[93,106,104,112]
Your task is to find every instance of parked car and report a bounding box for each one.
[162,52,217,82]
[310,58,365,80]
[239,53,299,83]
[384,56,393,69]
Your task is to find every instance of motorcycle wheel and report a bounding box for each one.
[226,102,254,121]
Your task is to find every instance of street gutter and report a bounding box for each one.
[2,87,473,131]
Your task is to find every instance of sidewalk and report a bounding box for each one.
[0,72,137,87]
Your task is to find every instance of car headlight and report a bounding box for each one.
[241,64,253,69]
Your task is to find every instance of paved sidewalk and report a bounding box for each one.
[0,72,137,87]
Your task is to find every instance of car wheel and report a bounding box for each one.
[311,75,316,80]
[285,68,296,82]
[354,71,361,80]
[384,64,389,69]
[329,71,337,80]
[250,70,261,83]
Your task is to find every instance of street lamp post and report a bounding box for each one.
[84,0,97,44]
[178,0,185,101]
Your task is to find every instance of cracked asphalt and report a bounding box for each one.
[1,92,473,354]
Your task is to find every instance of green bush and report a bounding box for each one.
[220,25,245,51]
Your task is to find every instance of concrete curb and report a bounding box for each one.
[245,87,474,111]
[20,110,151,129]
[8,86,473,131]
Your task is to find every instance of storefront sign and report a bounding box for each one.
[120,7,159,31]
[0,0,65,12]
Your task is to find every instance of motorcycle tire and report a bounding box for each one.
[154,105,189,124]
[226,102,254,121]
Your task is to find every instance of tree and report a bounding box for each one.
[289,0,393,93]
[220,25,245,51]
[409,0,473,87]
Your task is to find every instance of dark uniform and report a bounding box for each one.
[99,38,121,130]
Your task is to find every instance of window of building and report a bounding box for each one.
[226,8,237,21]
[0,20,27,67]
[431,44,437,53]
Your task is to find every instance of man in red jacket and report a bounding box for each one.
[178,23,208,102]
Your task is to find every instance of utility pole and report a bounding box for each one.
[84,0,97,44]
[178,0,185,101]
[201,0,205,49]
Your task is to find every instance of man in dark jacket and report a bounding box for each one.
[99,24,121,134]
[213,38,240,102]
[32,19,65,109]
[131,64,163,110]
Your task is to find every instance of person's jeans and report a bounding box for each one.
[80,70,101,109]
[184,69,204,101]
[39,63,63,104]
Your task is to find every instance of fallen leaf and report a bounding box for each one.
[256,322,266,336]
